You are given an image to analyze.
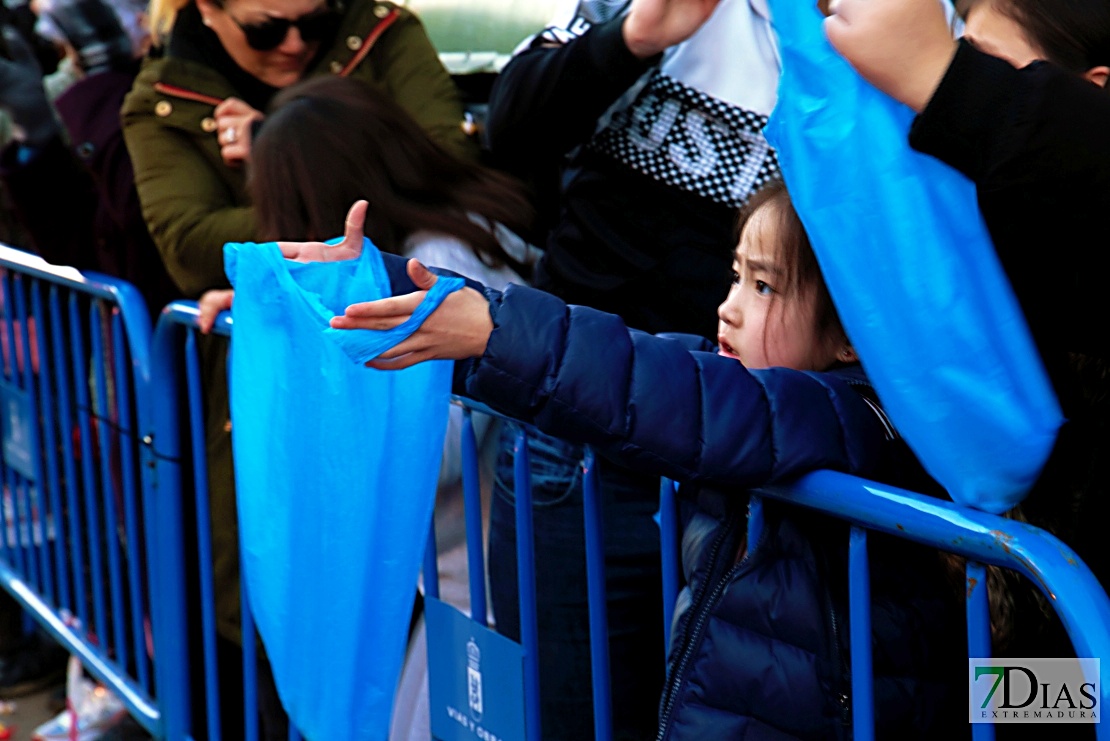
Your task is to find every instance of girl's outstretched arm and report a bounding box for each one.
[333,269,890,489]
[330,259,493,369]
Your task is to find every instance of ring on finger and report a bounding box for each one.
[223,127,237,144]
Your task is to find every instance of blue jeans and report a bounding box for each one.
[489,426,664,741]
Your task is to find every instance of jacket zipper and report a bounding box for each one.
[656,502,766,741]
[828,602,851,730]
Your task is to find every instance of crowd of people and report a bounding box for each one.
[0,0,1105,736]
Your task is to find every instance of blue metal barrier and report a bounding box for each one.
[0,245,170,736]
[148,297,1110,741]
[746,471,1110,741]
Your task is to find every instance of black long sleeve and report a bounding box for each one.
[910,40,1110,397]
[485,17,657,170]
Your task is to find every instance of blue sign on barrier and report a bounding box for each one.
[427,597,526,741]
[0,381,34,480]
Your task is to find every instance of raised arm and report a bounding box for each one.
[331,254,886,487]
[485,0,720,166]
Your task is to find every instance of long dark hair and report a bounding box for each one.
[981,0,1110,75]
[250,76,534,271]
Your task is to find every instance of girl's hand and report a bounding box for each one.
[330,259,494,370]
[214,97,264,167]
[276,200,366,263]
[197,289,234,334]
[825,0,957,111]
[622,0,721,59]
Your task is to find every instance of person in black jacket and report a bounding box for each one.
[827,0,1110,687]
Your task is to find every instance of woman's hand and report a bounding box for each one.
[276,200,366,263]
[197,289,234,334]
[214,97,264,166]
[825,0,957,111]
[622,0,721,59]
[330,259,494,370]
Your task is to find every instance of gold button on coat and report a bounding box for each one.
[373,4,389,17]
[329,60,343,73]
[346,35,362,50]
[155,100,173,117]
[201,116,218,132]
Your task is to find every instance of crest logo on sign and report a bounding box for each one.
[467,637,483,722]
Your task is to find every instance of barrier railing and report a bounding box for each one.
[1,265,1107,741]
[744,473,1110,741]
[0,244,167,736]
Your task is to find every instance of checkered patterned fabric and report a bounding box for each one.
[589,70,780,208]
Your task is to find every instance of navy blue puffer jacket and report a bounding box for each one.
[453,283,967,739]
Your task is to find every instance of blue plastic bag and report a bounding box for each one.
[225,239,461,740]
[763,0,1063,512]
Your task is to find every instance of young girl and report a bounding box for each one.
[828,0,1110,664]
[285,180,968,738]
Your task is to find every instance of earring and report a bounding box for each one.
[839,347,854,361]
[202,15,213,26]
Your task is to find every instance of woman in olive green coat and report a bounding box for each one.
[121,0,474,678]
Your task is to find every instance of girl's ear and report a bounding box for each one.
[837,345,858,364]
[1084,65,1110,87]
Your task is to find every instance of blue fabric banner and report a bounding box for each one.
[225,239,459,740]
[763,0,1062,512]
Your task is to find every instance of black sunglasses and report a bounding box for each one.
[228,7,340,51]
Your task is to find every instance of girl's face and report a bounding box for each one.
[197,0,330,87]
[963,0,1045,68]
[716,205,845,371]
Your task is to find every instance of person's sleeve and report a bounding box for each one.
[0,136,98,269]
[373,12,477,163]
[484,16,657,166]
[461,283,886,486]
[910,40,1110,190]
[122,110,253,298]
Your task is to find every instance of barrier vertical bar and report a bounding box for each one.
[148,309,196,741]
[967,561,995,741]
[848,526,873,741]
[423,523,440,601]
[1,272,26,577]
[50,287,87,630]
[14,275,51,601]
[582,449,612,741]
[513,428,541,741]
[70,293,108,646]
[33,282,70,612]
[659,478,679,654]
[90,303,128,669]
[185,331,222,741]
[112,310,151,692]
[460,408,486,624]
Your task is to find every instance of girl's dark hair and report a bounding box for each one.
[735,179,844,340]
[250,76,534,272]
[986,0,1110,75]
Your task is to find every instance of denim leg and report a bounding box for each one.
[489,425,663,741]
